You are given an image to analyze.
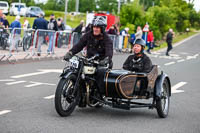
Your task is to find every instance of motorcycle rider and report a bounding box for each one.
[64,16,113,68]
[123,38,152,73]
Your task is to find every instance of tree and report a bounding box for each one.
[97,0,118,14]
[120,0,145,32]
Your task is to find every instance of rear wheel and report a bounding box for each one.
[156,79,170,118]
[55,74,80,117]
[23,37,32,51]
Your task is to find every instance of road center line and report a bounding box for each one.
[44,95,55,99]
[164,62,175,66]
[0,110,11,115]
[6,81,26,85]
[171,82,187,94]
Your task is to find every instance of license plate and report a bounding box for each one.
[69,59,79,68]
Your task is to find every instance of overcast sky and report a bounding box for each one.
[35,0,200,12]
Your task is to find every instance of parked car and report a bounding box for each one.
[0,1,9,15]
[26,6,45,17]
[9,3,27,16]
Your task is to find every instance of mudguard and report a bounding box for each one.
[155,72,171,99]
[60,67,76,79]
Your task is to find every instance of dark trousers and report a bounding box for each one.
[166,42,173,54]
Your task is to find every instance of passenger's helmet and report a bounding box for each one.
[92,16,107,33]
[134,38,146,48]
[133,38,146,53]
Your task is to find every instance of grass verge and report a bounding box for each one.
[152,31,199,51]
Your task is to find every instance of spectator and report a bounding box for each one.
[72,20,84,45]
[147,29,154,54]
[120,27,129,36]
[32,13,48,56]
[73,20,84,34]
[47,14,58,53]
[166,28,174,56]
[107,25,117,35]
[85,23,92,33]
[23,18,30,29]
[0,10,4,27]
[120,27,129,49]
[57,17,65,31]
[2,14,9,28]
[135,26,143,39]
[10,15,21,52]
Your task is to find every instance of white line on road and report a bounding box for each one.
[0,110,11,116]
[25,81,56,88]
[44,95,55,99]
[0,79,15,82]
[6,81,26,85]
[164,62,176,66]
[11,69,62,79]
[177,59,185,62]
[172,82,187,94]
[11,71,50,79]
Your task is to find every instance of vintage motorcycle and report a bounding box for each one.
[55,54,171,118]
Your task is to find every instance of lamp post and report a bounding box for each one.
[76,0,79,13]
[118,0,121,14]
[64,0,68,25]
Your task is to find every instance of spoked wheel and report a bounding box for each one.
[55,74,80,117]
[23,37,31,51]
[156,79,170,118]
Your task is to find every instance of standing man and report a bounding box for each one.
[32,13,48,56]
[2,14,9,28]
[166,28,174,56]
[10,15,21,52]
[47,14,58,53]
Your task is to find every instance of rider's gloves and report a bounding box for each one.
[64,51,73,61]
[99,57,109,66]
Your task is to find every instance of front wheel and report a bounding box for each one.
[156,79,170,118]
[55,74,80,117]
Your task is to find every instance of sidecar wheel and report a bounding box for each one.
[55,74,80,117]
[156,79,170,118]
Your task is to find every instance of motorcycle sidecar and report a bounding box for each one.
[96,65,171,118]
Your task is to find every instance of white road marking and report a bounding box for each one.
[11,71,50,79]
[170,54,179,57]
[0,79,15,82]
[186,54,198,60]
[164,62,176,66]
[171,82,187,94]
[0,110,11,115]
[6,81,26,85]
[25,81,56,88]
[44,95,55,99]
[11,69,62,79]
[38,69,62,73]
[177,59,185,62]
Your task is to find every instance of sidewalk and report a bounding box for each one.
[0,45,69,63]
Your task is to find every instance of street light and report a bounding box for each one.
[64,0,68,25]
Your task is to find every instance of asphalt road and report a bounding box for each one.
[0,33,200,133]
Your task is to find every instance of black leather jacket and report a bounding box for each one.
[123,53,152,73]
[70,31,113,61]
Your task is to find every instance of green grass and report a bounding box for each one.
[152,31,199,51]
[6,14,86,28]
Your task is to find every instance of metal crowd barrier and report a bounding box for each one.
[0,30,133,62]
[51,30,73,58]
